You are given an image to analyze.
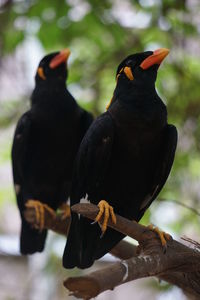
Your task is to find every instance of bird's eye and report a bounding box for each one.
[126,60,132,65]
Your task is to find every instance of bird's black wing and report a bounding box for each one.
[12,112,47,254]
[12,112,31,201]
[79,108,94,140]
[59,108,94,202]
[88,126,178,263]
[71,112,113,204]
[63,112,114,269]
[138,124,178,219]
[89,125,177,259]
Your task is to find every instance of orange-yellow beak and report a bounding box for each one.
[49,48,71,69]
[140,48,169,70]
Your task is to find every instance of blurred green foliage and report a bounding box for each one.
[0,0,200,228]
[0,0,200,297]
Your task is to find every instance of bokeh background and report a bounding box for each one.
[0,0,200,299]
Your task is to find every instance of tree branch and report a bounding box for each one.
[24,203,200,299]
[24,204,130,258]
[63,203,200,299]
[70,203,194,255]
[64,253,200,299]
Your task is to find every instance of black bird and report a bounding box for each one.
[11,49,93,255]
[63,48,177,269]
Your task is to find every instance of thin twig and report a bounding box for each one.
[159,198,200,217]
[181,236,200,251]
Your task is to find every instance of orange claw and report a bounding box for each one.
[147,224,172,251]
[94,200,117,236]
[58,203,71,220]
[25,200,56,231]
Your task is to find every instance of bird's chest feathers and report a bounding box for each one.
[114,123,158,161]
[109,100,165,153]
[109,109,165,165]
[31,99,76,130]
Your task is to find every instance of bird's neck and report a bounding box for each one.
[30,83,74,108]
[114,81,157,105]
[35,79,66,91]
[108,86,167,128]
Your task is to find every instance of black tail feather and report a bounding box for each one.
[62,212,80,268]
[94,229,125,260]
[20,220,47,255]
[63,212,101,269]
[63,212,91,269]
[63,212,125,269]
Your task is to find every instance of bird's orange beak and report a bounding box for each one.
[140,48,169,70]
[49,48,71,69]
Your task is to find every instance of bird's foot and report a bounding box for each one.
[147,224,172,252]
[25,200,56,231]
[93,200,116,237]
[58,203,71,220]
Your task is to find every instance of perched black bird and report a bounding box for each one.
[12,49,93,255]
[63,48,177,269]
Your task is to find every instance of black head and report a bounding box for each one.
[116,48,169,89]
[35,48,70,86]
[106,48,169,109]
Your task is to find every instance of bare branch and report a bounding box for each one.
[63,203,200,299]
[181,236,200,250]
[24,204,130,257]
[71,203,195,255]
[64,252,200,299]
[24,202,200,299]
[110,240,138,259]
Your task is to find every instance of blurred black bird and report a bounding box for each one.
[63,48,177,269]
[11,49,93,254]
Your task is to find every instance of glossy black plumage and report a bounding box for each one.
[11,51,93,254]
[63,50,177,269]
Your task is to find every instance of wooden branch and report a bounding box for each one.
[24,204,131,258]
[24,206,70,236]
[63,203,200,299]
[24,202,200,299]
[110,240,137,259]
[64,253,200,299]
[71,203,194,255]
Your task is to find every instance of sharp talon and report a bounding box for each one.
[43,204,56,219]
[109,206,117,224]
[147,224,171,251]
[35,204,40,224]
[39,203,44,231]
[163,245,167,254]
[95,200,116,236]
[95,201,105,223]
[164,232,172,241]
[147,224,154,231]
[100,231,105,239]
[91,221,102,232]
[26,200,42,227]
[91,220,97,225]
[25,200,55,232]
[59,203,71,220]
